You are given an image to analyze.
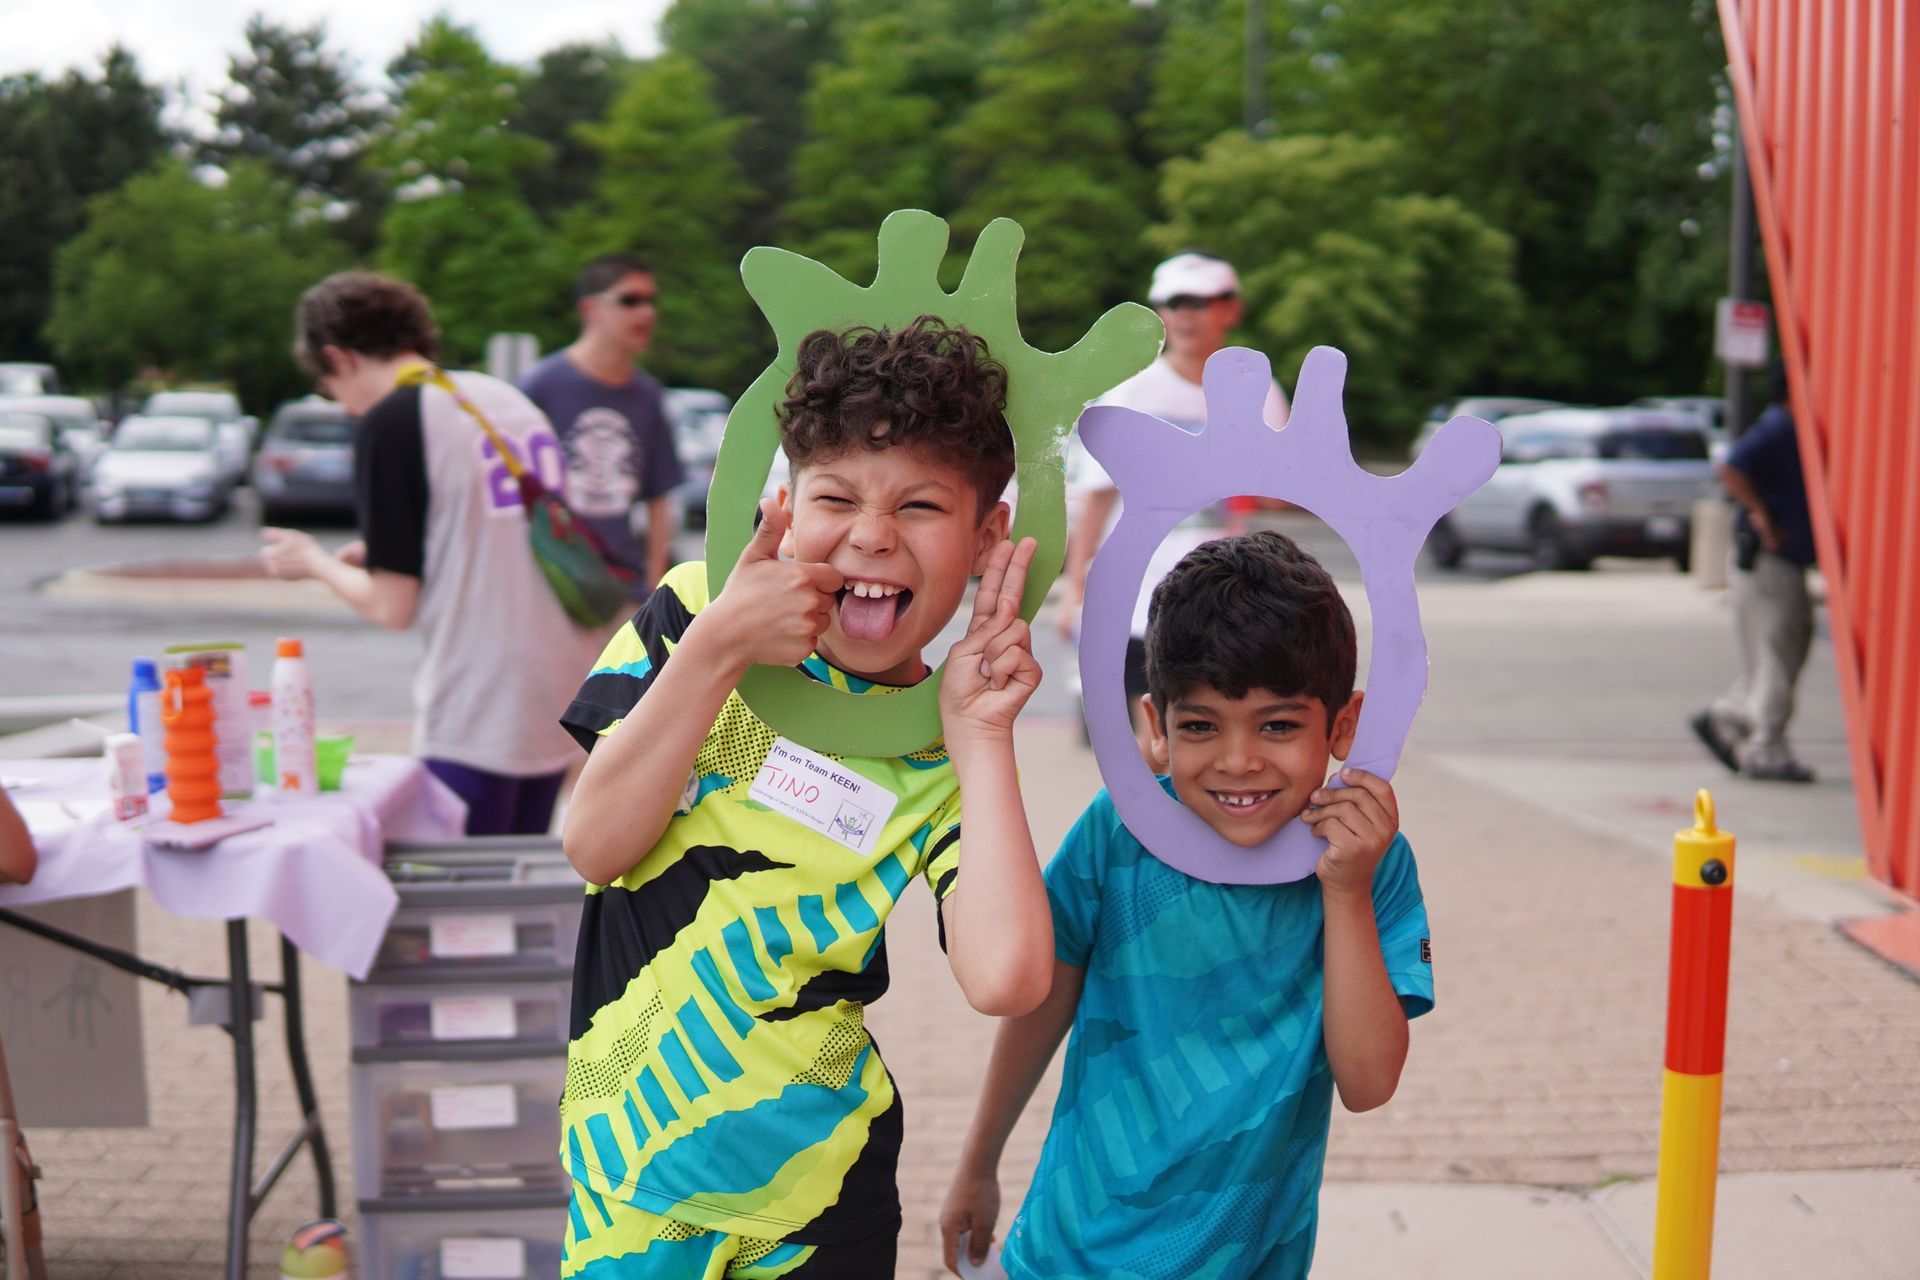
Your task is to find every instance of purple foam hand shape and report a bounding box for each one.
[1077,346,1500,884]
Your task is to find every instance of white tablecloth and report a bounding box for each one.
[0,754,467,979]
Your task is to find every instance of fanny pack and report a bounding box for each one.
[395,362,636,627]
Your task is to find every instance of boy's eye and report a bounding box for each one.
[1263,720,1302,734]
[902,500,945,513]
[815,494,855,507]
[1175,719,1215,734]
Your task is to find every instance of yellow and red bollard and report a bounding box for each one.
[1653,790,1736,1279]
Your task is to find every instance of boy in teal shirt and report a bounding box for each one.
[942,531,1433,1279]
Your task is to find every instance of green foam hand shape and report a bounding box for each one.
[705,209,1162,757]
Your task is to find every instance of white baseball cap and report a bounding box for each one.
[1147,253,1240,305]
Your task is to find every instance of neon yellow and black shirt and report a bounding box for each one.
[556,562,963,1245]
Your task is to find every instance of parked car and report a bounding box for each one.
[0,394,108,480]
[252,397,358,522]
[0,363,64,396]
[1426,408,1715,571]
[139,389,258,477]
[91,415,237,523]
[1633,395,1729,447]
[0,410,81,518]
[1409,396,1567,460]
[664,387,733,524]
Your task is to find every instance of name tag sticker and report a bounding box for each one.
[430,1084,518,1131]
[442,1238,527,1279]
[429,913,516,959]
[748,737,899,855]
[430,994,518,1041]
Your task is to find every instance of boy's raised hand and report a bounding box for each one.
[940,537,1042,743]
[705,500,845,671]
[1304,767,1400,896]
[940,1169,1001,1275]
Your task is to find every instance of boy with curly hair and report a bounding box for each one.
[942,531,1433,1279]
[557,316,1055,1277]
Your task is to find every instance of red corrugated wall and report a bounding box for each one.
[1718,0,1919,899]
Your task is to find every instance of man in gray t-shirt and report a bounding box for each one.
[520,253,685,596]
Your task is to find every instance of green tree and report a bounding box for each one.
[661,0,848,242]
[1152,132,1525,442]
[200,15,389,253]
[520,41,633,222]
[780,0,1037,280]
[1285,0,1730,397]
[0,47,169,361]
[370,18,567,362]
[781,12,943,281]
[949,0,1158,354]
[570,53,758,392]
[46,160,344,411]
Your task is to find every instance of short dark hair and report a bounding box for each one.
[778,316,1015,516]
[1145,531,1357,726]
[575,253,652,302]
[293,271,440,374]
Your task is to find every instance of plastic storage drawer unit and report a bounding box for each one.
[357,1200,564,1280]
[352,1053,568,1201]
[372,895,581,979]
[351,978,572,1055]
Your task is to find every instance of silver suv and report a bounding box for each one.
[1427,408,1714,571]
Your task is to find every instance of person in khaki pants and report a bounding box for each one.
[1691,367,1818,782]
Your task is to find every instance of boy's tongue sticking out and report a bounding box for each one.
[837,581,908,642]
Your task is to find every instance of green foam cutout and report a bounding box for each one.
[705,209,1162,757]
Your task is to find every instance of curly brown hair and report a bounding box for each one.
[778,316,1015,516]
[1146,532,1357,729]
[293,271,441,376]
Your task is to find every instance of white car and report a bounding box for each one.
[91,415,237,523]
[1426,408,1715,571]
[141,389,258,478]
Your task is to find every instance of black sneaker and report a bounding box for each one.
[1688,711,1741,773]
[1746,758,1816,783]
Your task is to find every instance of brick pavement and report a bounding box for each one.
[12,722,1919,1277]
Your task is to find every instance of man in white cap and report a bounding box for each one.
[1057,252,1290,759]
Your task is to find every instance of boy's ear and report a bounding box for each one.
[969,499,1012,573]
[1329,690,1364,759]
[775,484,797,559]
[1139,694,1171,771]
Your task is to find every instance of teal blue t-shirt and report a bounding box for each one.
[1002,784,1433,1280]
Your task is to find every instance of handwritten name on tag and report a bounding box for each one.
[429,1083,518,1131]
[748,737,899,855]
[442,1238,527,1279]
[429,913,517,959]
[430,994,518,1041]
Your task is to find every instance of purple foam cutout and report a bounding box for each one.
[1077,346,1500,885]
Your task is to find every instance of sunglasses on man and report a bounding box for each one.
[601,289,658,309]
[1158,293,1236,311]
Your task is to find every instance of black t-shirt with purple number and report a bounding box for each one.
[518,353,684,589]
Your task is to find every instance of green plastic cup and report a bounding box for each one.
[315,734,354,791]
[254,731,275,789]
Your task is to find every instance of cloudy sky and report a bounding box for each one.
[2,0,673,119]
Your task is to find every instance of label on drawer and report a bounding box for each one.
[429,912,517,959]
[442,1237,527,1279]
[430,993,518,1041]
[429,1083,518,1130]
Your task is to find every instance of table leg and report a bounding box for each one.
[224,919,256,1280]
[278,936,337,1219]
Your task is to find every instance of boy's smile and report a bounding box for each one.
[781,442,1009,685]
[1145,686,1363,847]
